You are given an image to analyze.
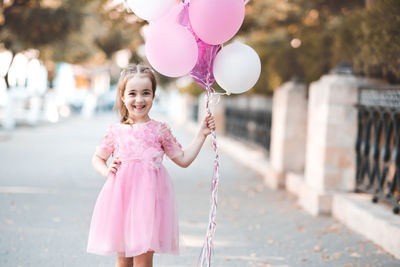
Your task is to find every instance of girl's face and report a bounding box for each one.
[122,75,154,122]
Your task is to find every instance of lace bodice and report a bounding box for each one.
[95,120,183,163]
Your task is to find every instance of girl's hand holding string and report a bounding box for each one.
[200,113,216,137]
[107,157,121,176]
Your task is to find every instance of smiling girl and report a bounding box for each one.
[87,64,215,267]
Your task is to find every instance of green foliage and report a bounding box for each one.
[2,0,399,92]
[0,0,145,65]
[0,0,88,53]
[178,80,226,97]
[178,82,204,97]
[93,0,145,60]
[333,0,400,83]
[244,0,400,94]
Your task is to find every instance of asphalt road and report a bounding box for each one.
[0,112,399,267]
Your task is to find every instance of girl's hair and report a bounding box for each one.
[114,64,157,124]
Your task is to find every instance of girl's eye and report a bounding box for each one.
[128,91,151,96]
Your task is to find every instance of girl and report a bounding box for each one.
[87,64,215,267]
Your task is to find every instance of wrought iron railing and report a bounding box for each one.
[355,86,400,214]
[224,96,272,152]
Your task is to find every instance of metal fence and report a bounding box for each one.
[355,86,400,214]
[224,96,272,152]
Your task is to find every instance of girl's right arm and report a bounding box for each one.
[160,114,215,168]
[93,125,120,178]
[91,153,121,178]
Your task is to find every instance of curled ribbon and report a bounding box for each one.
[177,2,222,266]
[198,87,220,267]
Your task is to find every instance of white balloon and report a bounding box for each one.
[126,0,176,21]
[213,43,261,94]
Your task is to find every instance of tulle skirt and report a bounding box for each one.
[87,161,179,257]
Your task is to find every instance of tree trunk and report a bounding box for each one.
[365,0,377,8]
[4,71,9,90]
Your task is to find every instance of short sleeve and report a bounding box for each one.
[95,125,115,160]
[160,123,184,160]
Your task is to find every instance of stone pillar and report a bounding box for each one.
[300,73,368,215]
[265,80,307,189]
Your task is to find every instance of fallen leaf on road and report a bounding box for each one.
[326,226,339,232]
[313,245,322,252]
[255,184,265,193]
[297,224,306,232]
[319,225,340,235]
[376,249,387,255]
[331,251,343,260]
[350,252,361,258]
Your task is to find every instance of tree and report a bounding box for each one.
[237,0,365,95]
[0,0,147,87]
[0,0,90,54]
[1,0,146,62]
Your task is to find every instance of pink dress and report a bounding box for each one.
[87,119,183,257]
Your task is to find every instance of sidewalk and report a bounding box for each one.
[0,112,399,266]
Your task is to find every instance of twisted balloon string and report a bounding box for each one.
[198,87,220,267]
[176,3,222,265]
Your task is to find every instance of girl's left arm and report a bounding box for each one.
[170,114,215,168]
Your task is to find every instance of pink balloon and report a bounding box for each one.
[143,3,182,40]
[154,2,183,25]
[145,22,198,77]
[189,0,245,45]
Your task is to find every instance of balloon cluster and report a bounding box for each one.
[127,0,261,94]
[125,1,260,266]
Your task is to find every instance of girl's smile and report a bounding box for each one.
[122,75,154,123]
